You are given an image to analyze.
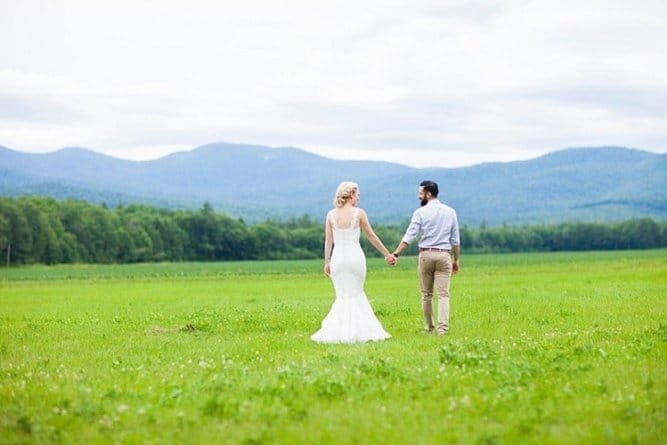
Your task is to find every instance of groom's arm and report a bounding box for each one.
[451,245,460,273]
[392,211,420,258]
[392,241,409,257]
[450,213,460,273]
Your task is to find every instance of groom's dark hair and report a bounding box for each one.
[420,180,439,197]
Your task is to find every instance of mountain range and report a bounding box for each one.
[1,142,665,226]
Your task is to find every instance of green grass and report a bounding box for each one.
[1,250,666,444]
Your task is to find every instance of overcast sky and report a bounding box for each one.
[1,0,666,167]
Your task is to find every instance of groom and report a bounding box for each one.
[391,180,460,335]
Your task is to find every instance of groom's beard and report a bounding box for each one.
[420,198,428,206]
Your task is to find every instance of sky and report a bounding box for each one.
[1,0,666,168]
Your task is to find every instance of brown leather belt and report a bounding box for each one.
[420,247,450,252]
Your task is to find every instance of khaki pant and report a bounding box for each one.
[418,250,452,333]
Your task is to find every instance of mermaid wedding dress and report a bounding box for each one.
[311,208,391,343]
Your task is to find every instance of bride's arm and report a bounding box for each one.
[359,209,394,261]
[323,212,334,276]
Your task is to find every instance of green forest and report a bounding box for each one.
[1,196,665,266]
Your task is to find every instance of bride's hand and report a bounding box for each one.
[324,263,331,276]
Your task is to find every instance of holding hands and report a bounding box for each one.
[385,253,397,266]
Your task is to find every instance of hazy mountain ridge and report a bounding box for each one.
[0,143,665,225]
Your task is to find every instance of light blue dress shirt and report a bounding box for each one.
[401,199,460,249]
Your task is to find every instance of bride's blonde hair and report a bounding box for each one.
[333,181,359,208]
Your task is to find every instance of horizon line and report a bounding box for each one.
[0,141,661,170]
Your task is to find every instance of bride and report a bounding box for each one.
[311,181,395,344]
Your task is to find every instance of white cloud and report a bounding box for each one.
[0,0,665,166]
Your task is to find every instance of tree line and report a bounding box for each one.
[1,196,665,266]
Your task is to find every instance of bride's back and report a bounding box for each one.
[331,206,360,230]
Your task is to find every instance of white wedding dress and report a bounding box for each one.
[311,208,391,343]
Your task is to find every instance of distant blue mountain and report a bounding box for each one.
[0,142,665,225]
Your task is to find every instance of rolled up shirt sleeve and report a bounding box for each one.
[401,211,422,245]
[450,211,460,247]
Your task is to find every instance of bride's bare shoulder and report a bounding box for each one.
[326,208,338,221]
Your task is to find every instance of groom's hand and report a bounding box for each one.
[452,260,459,274]
[384,254,397,266]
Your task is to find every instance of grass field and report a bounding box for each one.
[1,250,666,444]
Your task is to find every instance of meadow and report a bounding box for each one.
[1,250,666,444]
